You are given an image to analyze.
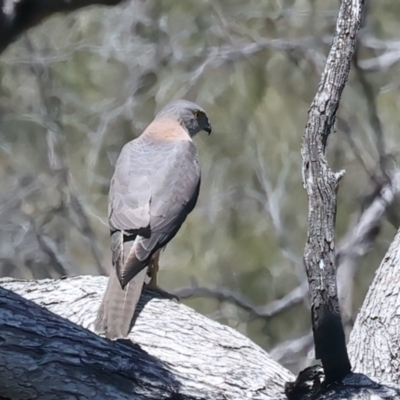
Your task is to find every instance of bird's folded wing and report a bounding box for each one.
[113,139,201,282]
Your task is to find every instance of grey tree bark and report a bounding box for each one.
[294,0,400,398]
[1,276,400,400]
[0,276,293,400]
[348,227,400,384]
[301,0,364,383]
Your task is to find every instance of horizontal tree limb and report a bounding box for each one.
[0,276,293,400]
[1,275,400,400]
[174,282,308,320]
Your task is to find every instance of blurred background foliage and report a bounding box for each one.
[1,0,400,373]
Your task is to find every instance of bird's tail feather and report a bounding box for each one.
[115,235,151,288]
[94,266,147,339]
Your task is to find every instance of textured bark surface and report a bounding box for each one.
[1,276,400,400]
[0,276,293,400]
[0,0,124,53]
[0,286,188,400]
[301,0,364,382]
[348,228,400,383]
[285,366,400,400]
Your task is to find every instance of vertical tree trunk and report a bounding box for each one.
[301,0,364,382]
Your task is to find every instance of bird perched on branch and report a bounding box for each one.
[94,99,212,339]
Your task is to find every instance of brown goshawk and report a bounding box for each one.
[94,100,211,339]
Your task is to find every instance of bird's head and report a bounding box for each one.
[156,99,212,137]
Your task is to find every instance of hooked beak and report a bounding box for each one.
[204,123,212,135]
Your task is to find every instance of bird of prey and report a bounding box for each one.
[94,99,212,339]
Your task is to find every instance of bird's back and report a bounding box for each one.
[95,135,201,339]
[95,100,210,339]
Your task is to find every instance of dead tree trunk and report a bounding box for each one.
[288,0,400,398]
[301,0,364,383]
[0,276,293,400]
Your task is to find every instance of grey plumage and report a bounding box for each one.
[111,139,201,286]
[95,265,147,339]
[94,99,211,339]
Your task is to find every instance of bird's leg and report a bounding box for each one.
[146,250,160,289]
[145,251,179,301]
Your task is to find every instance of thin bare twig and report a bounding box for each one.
[354,35,388,177]
[174,281,308,321]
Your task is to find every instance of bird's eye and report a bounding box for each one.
[193,110,201,118]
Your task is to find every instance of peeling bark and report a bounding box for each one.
[0,276,293,400]
[301,0,364,382]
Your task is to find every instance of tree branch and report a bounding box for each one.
[2,276,400,400]
[0,0,125,54]
[301,0,364,382]
[0,276,293,400]
[0,285,189,400]
[174,281,308,321]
